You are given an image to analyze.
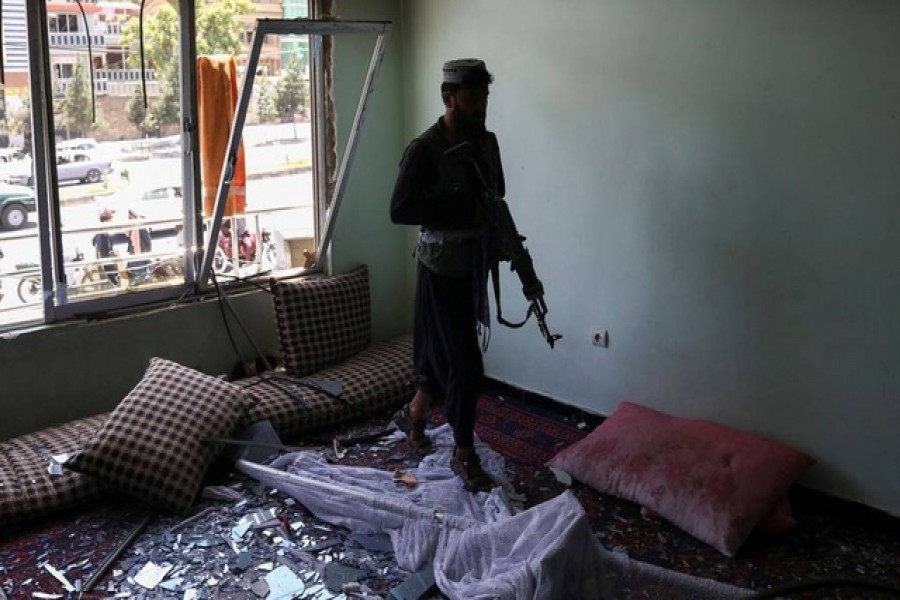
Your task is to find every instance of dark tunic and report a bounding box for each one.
[390,118,505,448]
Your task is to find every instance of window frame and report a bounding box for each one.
[10,1,387,329]
[48,14,78,34]
[25,0,199,323]
[192,18,393,291]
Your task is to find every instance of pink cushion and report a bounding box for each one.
[546,401,813,556]
[640,494,796,534]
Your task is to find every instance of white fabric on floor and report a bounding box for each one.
[237,423,611,599]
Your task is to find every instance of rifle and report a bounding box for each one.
[445,142,562,349]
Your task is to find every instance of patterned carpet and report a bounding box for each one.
[310,388,900,598]
[430,388,900,598]
[1,387,898,598]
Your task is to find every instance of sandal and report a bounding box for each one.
[450,454,495,493]
[392,403,433,457]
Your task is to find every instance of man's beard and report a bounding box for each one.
[456,111,486,137]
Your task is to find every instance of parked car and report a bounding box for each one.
[0,156,32,186]
[0,183,37,230]
[0,148,25,163]
[96,183,183,231]
[133,184,184,223]
[56,137,103,162]
[56,154,113,184]
[0,154,113,186]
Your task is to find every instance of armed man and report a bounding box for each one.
[390,58,560,493]
[389,58,502,493]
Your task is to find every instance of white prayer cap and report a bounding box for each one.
[442,58,489,85]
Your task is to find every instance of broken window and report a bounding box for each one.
[0,0,341,328]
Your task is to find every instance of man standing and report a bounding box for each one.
[390,59,504,493]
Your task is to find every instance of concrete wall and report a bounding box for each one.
[0,293,277,437]
[400,0,900,514]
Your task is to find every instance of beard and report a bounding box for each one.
[455,110,486,138]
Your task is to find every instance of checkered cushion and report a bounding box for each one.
[66,358,253,514]
[237,334,414,440]
[0,414,111,527]
[272,265,371,378]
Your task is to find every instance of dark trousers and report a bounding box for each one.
[413,262,484,448]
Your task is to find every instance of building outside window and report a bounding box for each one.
[0,0,322,328]
[49,14,80,33]
[281,1,309,71]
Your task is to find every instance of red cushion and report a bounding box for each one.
[546,401,813,556]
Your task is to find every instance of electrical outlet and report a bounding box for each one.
[591,329,609,348]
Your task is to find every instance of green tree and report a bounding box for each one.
[125,85,148,133]
[122,1,255,76]
[196,0,256,57]
[276,57,308,125]
[150,77,181,130]
[7,96,31,152]
[61,62,94,138]
[121,4,179,80]
[256,77,278,124]
[120,1,253,131]
[121,4,180,130]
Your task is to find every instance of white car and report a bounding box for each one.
[0,148,25,162]
[0,154,113,186]
[97,184,184,231]
[131,184,184,225]
[56,137,103,162]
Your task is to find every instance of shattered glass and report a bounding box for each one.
[2,429,446,599]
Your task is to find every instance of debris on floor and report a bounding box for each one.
[89,474,418,598]
[1,429,444,600]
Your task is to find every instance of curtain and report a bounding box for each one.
[197,55,247,218]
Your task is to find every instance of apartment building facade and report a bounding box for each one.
[1,1,312,141]
[2,0,304,101]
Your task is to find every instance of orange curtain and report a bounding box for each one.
[197,56,246,217]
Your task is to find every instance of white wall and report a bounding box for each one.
[401,0,900,514]
[330,0,413,338]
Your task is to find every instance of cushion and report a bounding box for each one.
[640,493,796,535]
[546,401,813,556]
[0,413,112,527]
[236,334,415,440]
[272,265,371,378]
[67,357,253,514]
